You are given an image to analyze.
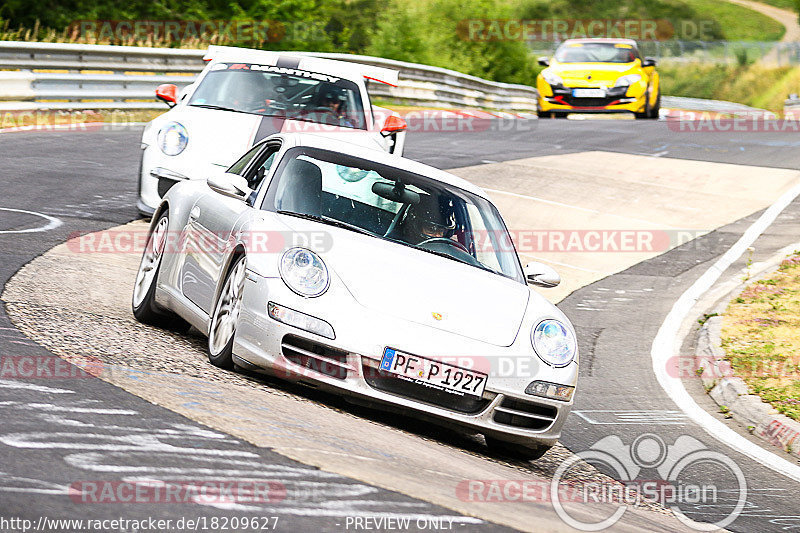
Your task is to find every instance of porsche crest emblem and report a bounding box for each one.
[432,312,443,321]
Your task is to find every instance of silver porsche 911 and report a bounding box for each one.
[132,133,578,458]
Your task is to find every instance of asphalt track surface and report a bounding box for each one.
[1,118,800,531]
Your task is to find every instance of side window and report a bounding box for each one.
[246,148,279,190]
[227,145,262,175]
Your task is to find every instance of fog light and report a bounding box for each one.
[267,302,335,339]
[525,380,574,402]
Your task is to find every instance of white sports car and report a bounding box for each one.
[132,133,578,458]
[137,45,407,216]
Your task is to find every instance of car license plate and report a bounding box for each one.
[379,348,488,398]
[572,88,605,98]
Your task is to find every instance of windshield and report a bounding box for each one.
[555,43,638,64]
[189,62,366,130]
[262,147,525,283]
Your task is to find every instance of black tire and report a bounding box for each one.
[634,91,651,120]
[485,436,551,461]
[132,211,189,330]
[649,91,661,119]
[207,255,247,369]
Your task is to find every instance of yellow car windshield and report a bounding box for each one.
[554,43,637,64]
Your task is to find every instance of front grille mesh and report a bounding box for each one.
[281,335,352,380]
[492,397,557,430]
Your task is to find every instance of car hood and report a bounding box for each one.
[549,62,640,85]
[147,107,385,168]
[279,215,530,347]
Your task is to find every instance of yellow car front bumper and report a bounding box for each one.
[537,80,649,115]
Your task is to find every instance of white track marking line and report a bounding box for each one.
[482,187,679,229]
[651,182,800,483]
[0,207,62,234]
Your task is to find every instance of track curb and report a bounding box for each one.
[696,259,800,460]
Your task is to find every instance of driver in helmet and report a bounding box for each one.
[318,86,354,127]
[402,193,457,245]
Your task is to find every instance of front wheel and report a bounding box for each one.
[207,255,247,369]
[649,91,661,119]
[132,212,187,330]
[485,436,551,461]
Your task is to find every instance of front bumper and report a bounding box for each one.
[538,85,646,114]
[232,273,576,447]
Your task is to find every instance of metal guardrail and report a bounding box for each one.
[662,96,770,114]
[0,41,539,111]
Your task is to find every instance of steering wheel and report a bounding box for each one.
[297,107,340,125]
[418,237,470,254]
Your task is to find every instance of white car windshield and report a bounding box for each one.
[263,147,525,283]
[555,43,638,64]
[189,63,367,130]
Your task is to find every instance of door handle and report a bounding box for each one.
[189,205,201,221]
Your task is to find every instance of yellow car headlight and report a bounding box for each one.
[614,74,642,88]
[542,71,564,87]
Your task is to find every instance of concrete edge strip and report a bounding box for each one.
[651,182,800,483]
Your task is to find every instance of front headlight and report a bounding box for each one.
[614,74,642,88]
[531,319,576,367]
[279,248,329,297]
[157,122,188,156]
[542,71,564,87]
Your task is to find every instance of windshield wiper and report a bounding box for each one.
[414,245,498,275]
[189,104,247,113]
[276,210,376,237]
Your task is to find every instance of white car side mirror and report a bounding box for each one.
[524,262,561,288]
[207,173,251,200]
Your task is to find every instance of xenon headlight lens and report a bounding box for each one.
[531,319,576,367]
[157,122,188,156]
[614,74,642,87]
[542,71,564,87]
[279,248,329,297]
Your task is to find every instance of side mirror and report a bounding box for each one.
[524,262,561,288]
[156,84,178,107]
[642,57,657,67]
[538,57,550,67]
[381,115,407,137]
[207,173,251,200]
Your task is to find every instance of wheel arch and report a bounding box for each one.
[210,243,248,317]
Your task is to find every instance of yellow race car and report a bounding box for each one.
[536,38,660,119]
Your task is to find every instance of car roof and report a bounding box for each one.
[272,133,490,200]
[560,38,639,47]
[203,46,399,85]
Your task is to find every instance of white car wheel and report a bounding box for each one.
[208,256,246,368]
[132,213,188,331]
[132,215,168,309]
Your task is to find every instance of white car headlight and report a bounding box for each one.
[542,71,564,87]
[157,122,188,156]
[279,248,329,297]
[614,74,642,88]
[531,319,576,367]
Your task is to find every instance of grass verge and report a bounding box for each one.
[682,0,785,41]
[721,252,800,422]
